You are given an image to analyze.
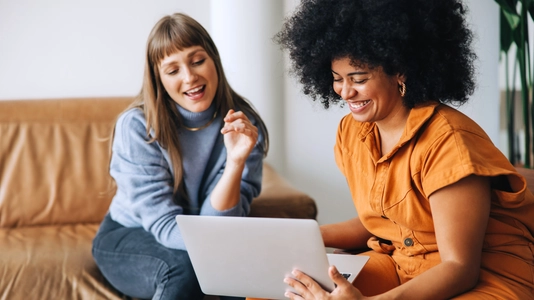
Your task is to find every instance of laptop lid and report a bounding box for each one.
[176,215,368,299]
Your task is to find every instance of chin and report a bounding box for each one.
[191,100,214,112]
[350,113,367,122]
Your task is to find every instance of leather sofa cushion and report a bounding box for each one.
[0,98,133,227]
[0,224,123,299]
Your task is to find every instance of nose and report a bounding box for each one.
[339,81,356,100]
[183,67,198,84]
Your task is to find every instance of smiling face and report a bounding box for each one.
[331,57,407,126]
[159,45,218,112]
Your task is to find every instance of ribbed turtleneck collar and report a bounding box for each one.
[175,102,217,129]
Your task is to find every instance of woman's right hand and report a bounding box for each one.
[284,266,367,300]
[220,109,258,165]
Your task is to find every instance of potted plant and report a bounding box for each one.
[495,0,533,167]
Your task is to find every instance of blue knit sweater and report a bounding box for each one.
[108,102,265,250]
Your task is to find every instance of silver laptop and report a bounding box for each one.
[176,215,369,299]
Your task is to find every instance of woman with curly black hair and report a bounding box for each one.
[271,0,534,299]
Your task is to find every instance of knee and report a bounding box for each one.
[154,251,203,299]
[162,250,197,281]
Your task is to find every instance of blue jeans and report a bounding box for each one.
[92,214,243,300]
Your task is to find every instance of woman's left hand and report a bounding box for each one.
[220,109,258,164]
[284,266,367,300]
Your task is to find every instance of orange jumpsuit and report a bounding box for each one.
[334,102,534,299]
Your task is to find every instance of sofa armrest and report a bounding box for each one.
[249,163,317,219]
[516,167,534,192]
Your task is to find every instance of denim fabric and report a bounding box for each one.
[93,215,245,300]
[93,214,203,299]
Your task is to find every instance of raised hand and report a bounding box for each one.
[220,109,259,164]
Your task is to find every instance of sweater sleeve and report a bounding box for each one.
[200,146,264,216]
[199,118,265,217]
[108,109,187,250]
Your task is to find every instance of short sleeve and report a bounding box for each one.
[418,117,514,197]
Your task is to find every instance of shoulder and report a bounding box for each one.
[414,104,513,194]
[115,107,147,133]
[414,103,496,156]
[113,107,152,149]
[421,104,492,145]
[407,103,491,147]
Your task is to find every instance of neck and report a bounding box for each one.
[376,103,410,136]
[376,105,410,155]
[175,102,217,131]
[182,111,218,131]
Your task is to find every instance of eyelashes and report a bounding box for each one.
[332,77,368,84]
[193,59,205,66]
[164,58,206,75]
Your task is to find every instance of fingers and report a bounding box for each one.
[283,276,306,299]
[220,109,258,136]
[329,265,347,286]
[222,109,240,122]
[284,269,328,299]
[328,265,365,299]
[284,278,305,300]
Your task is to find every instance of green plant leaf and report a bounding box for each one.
[495,0,519,14]
[495,0,533,167]
[501,10,514,52]
[512,20,523,48]
[503,8,521,29]
[512,0,530,48]
[522,15,530,46]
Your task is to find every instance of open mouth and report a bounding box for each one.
[184,85,205,96]
[348,100,371,109]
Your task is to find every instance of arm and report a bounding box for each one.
[321,217,373,250]
[377,174,490,299]
[286,175,491,300]
[210,109,260,211]
[109,110,186,249]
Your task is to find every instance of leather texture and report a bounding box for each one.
[0,97,317,300]
[517,167,534,192]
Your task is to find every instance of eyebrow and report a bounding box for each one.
[187,49,205,58]
[331,70,368,76]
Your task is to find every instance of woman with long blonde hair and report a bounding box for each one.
[92,13,268,300]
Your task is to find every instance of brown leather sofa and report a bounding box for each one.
[0,97,317,300]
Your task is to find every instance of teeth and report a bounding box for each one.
[349,100,370,109]
[187,86,203,94]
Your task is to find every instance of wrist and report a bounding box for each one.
[224,159,246,173]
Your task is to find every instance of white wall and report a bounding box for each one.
[0,0,210,100]
[0,0,501,226]
[209,0,287,173]
[459,0,500,146]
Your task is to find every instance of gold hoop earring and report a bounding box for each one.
[399,82,406,97]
